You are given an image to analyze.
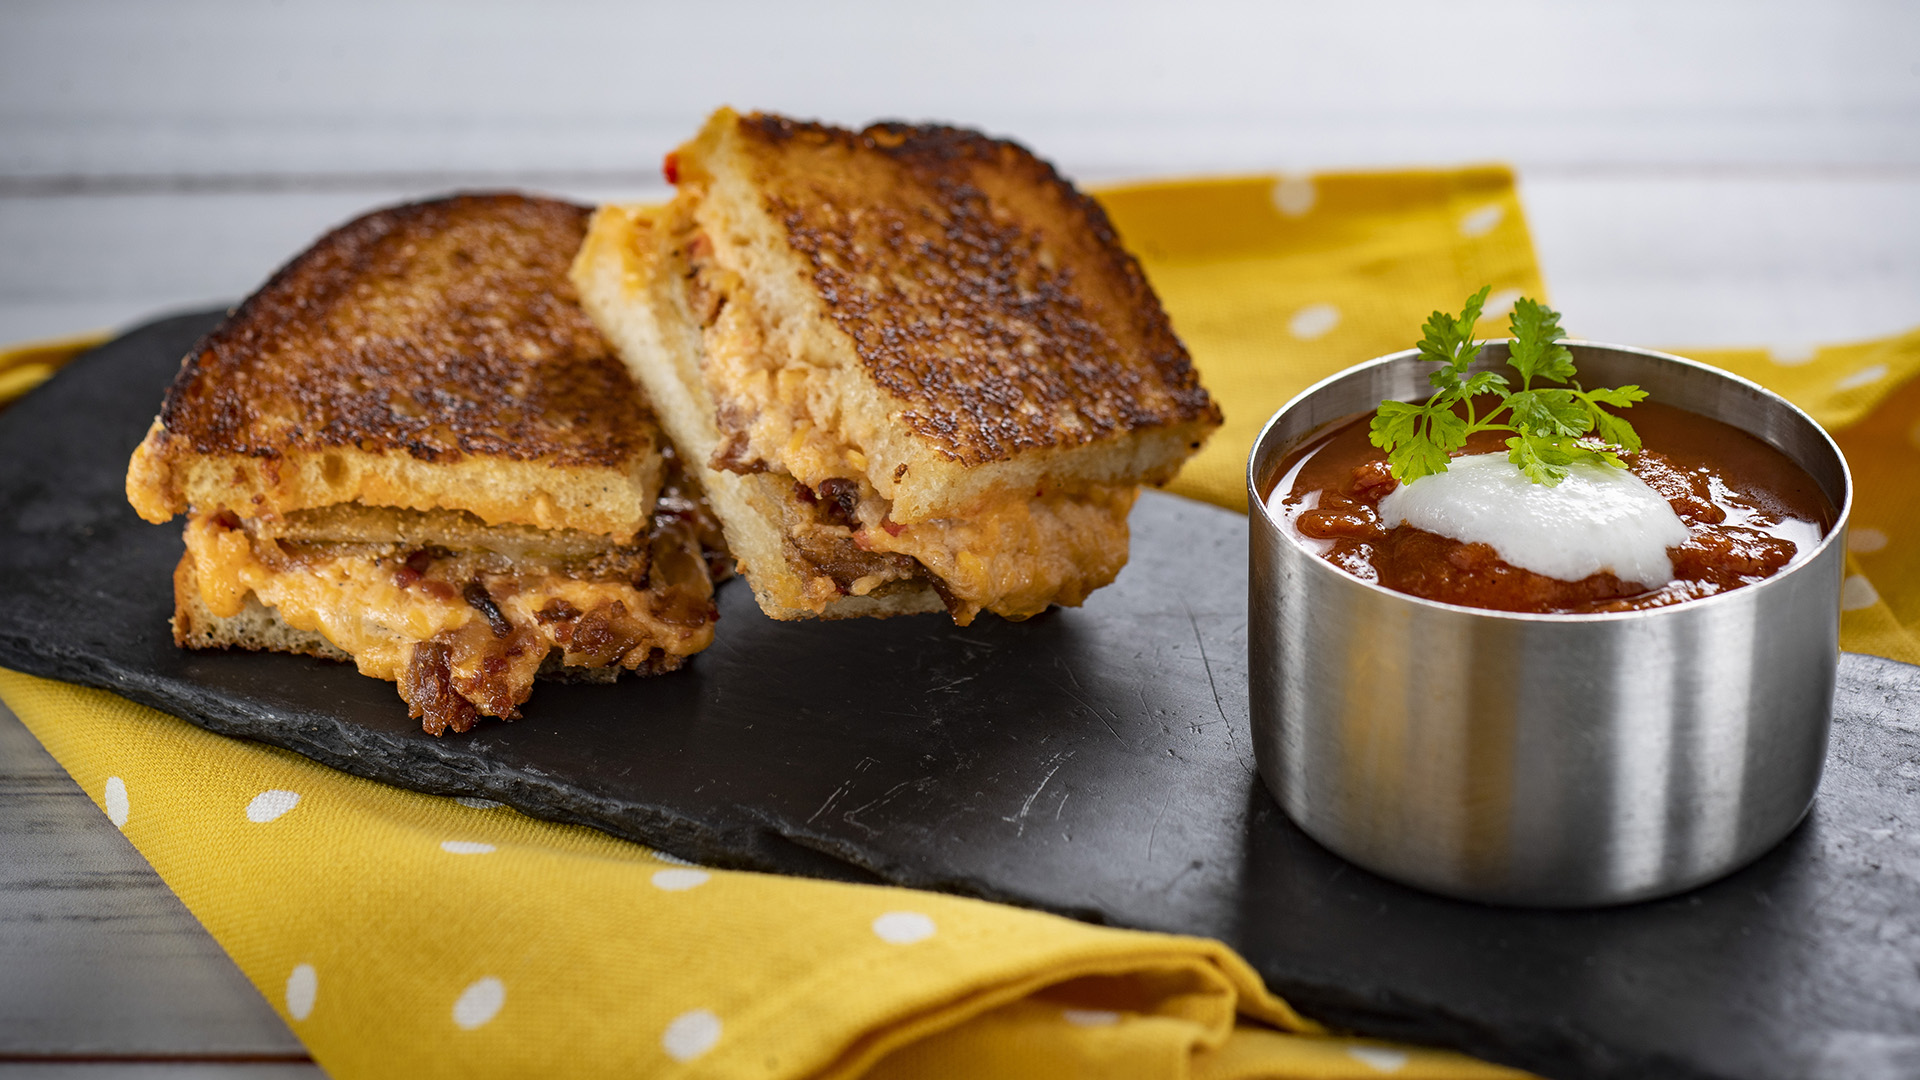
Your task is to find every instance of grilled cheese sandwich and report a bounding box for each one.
[573,108,1221,624]
[129,193,725,733]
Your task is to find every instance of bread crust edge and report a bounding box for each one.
[572,203,944,622]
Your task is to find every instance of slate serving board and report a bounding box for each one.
[4,310,1919,1080]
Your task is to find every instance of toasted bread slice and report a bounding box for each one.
[666,108,1219,522]
[134,193,727,734]
[573,110,1217,623]
[573,203,944,620]
[127,193,661,541]
[250,504,627,560]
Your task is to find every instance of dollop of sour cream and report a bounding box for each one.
[1377,453,1691,587]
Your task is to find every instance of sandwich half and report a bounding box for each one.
[127,193,726,734]
[573,108,1221,624]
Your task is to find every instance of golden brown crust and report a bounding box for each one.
[156,193,649,467]
[128,193,664,537]
[709,111,1221,468]
[571,203,947,620]
[579,112,1220,622]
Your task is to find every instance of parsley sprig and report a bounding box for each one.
[1368,286,1646,486]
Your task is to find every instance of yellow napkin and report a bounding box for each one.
[1104,167,1544,511]
[2,166,1916,1078]
[1675,334,1920,665]
[1093,172,1920,665]
[0,671,1520,1079]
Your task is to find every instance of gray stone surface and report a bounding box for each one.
[3,312,1918,1080]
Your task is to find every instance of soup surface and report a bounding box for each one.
[1264,399,1834,614]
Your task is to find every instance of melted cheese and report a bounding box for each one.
[188,515,463,679]
[857,485,1137,623]
[699,262,864,483]
[183,515,712,689]
[690,242,1136,623]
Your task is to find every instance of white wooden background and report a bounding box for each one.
[2,1,1916,1075]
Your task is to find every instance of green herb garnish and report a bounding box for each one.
[1368,286,1646,487]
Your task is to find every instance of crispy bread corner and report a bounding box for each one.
[128,193,663,540]
[675,107,1222,524]
[572,203,942,620]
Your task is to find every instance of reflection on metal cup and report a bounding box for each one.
[1246,342,1852,907]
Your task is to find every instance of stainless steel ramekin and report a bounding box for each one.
[1246,341,1852,907]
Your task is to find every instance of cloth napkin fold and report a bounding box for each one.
[3,165,1916,1078]
[0,671,1521,1079]
[1099,172,1918,665]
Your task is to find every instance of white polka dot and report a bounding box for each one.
[1842,575,1881,611]
[454,796,502,810]
[245,789,300,823]
[662,1009,722,1062]
[103,776,129,829]
[1836,364,1889,391]
[651,868,709,891]
[1770,344,1818,366]
[1272,174,1316,217]
[452,976,505,1030]
[285,963,317,1021]
[1459,204,1504,238]
[441,840,495,855]
[1347,1045,1410,1072]
[1062,1008,1121,1026]
[649,849,697,866]
[1849,527,1889,554]
[1288,303,1340,341]
[871,911,937,945]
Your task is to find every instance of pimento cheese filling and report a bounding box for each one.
[684,230,1135,623]
[183,511,715,734]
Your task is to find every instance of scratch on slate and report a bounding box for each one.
[1184,599,1246,765]
[1055,791,1070,821]
[1052,657,1122,739]
[842,778,920,838]
[1003,752,1071,836]
[1146,789,1173,862]
[807,781,851,825]
[1060,684,1122,742]
[1058,654,1086,692]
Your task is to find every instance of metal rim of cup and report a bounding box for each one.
[1243,340,1855,907]
[1246,340,1854,623]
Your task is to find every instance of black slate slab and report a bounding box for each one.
[2,311,1918,1080]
